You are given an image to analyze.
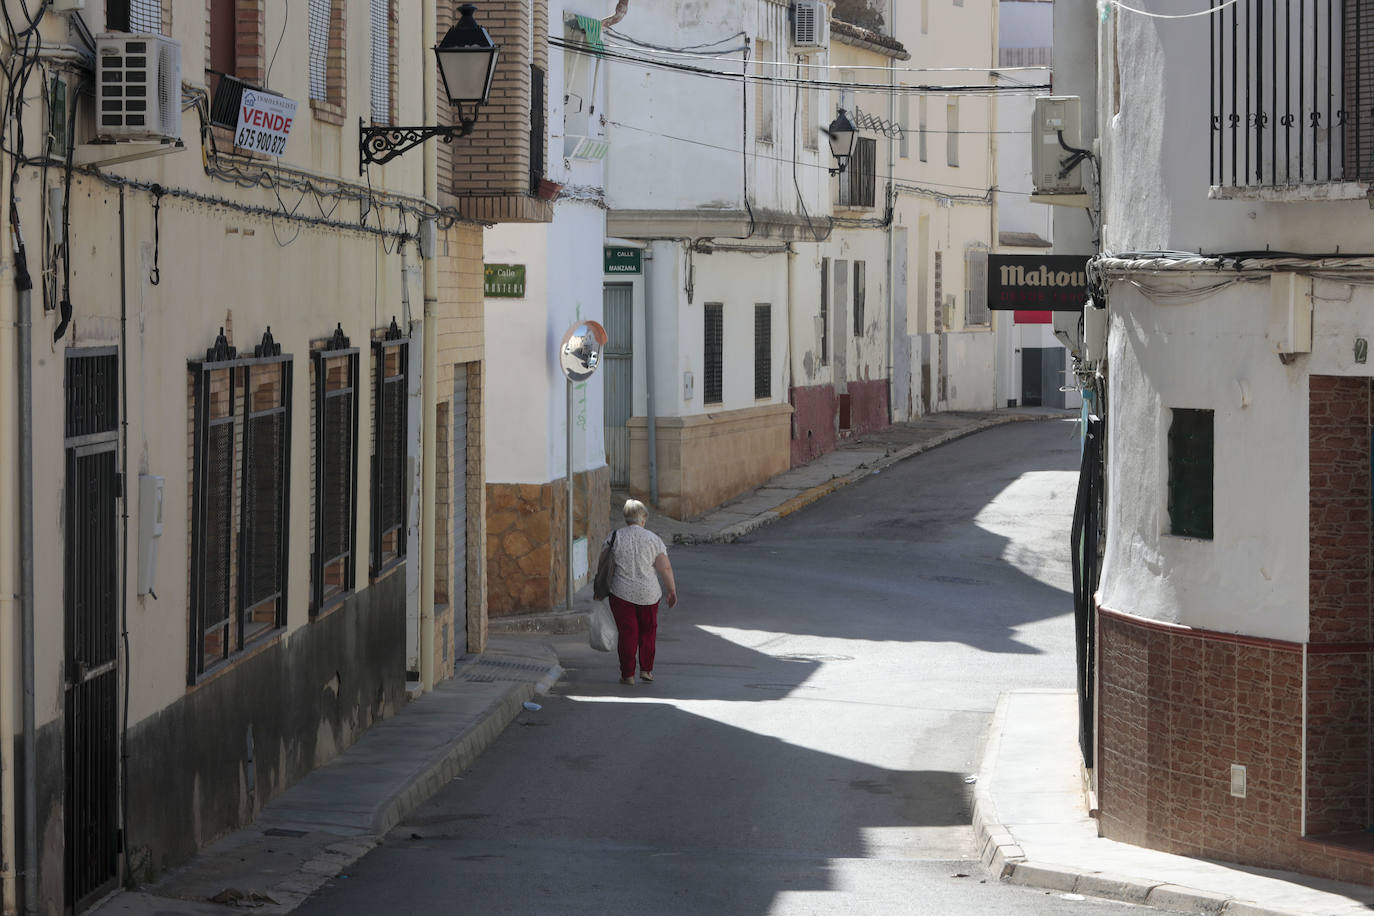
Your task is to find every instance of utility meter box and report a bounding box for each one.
[1031,96,1086,198]
[137,474,165,596]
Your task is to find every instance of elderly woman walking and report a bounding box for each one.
[605,499,677,685]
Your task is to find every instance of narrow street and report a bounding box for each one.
[298,420,1137,914]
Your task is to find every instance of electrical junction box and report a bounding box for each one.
[1031,96,1089,203]
[1268,272,1312,355]
[137,474,164,596]
[95,33,182,141]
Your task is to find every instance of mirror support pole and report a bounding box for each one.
[567,376,575,612]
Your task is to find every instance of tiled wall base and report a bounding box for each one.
[1098,608,1374,886]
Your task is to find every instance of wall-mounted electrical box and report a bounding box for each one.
[1031,96,1090,205]
[1268,272,1313,356]
[683,370,695,401]
[137,474,164,596]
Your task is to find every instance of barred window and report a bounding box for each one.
[108,0,161,32]
[308,0,344,106]
[704,303,724,405]
[189,330,292,681]
[819,258,830,366]
[371,332,409,577]
[755,304,772,400]
[853,261,866,336]
[370,0,393,125]
[838,137,877,208]
[1168,408,1214,540]
[312,328,360,613]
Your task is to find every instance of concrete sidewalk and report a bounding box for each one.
[89,639,563,916]
[973,691,1374,915]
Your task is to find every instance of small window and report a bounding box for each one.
[756,40,775,143]
[1168,408,1214,539]
[312,326,360,613]
[965,249,990,326]
[853,262,866,336]
[819,258,830,366]
[371,329,409,577]
[755,304,772,400]
[947,99,960,167]
[308,0,345,112]
[704,303,724,405]
[919,96,928,162]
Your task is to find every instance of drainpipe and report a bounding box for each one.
[419,0,439,691]
[0,165,19,916]
[885,18,897,424]
[644,245,657,505]
[11,202,36,915]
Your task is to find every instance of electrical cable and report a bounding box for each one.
[1108,0,1242,19]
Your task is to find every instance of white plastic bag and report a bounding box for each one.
[588,600,618,653]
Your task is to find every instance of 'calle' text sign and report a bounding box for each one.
[484,264,526,298]
[604,247,642,274]
[987,254,1090,312]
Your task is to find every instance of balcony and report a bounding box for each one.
[1209,0,1374,199]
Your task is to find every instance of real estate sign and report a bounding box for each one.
[987,254,1090,311]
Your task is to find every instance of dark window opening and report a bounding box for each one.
[754,304,771,400]
[1168,408,1214,540]
[820,258,830,366]
[704,303,723,405]
[853,261,866,336]
[371,334,409,577]
[312,330,360,613]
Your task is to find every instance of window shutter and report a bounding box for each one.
[965,249,989,325]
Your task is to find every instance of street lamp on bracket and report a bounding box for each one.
[825,108,857,176]
[359,3,500,172]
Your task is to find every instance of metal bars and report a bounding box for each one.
[754,304,772,400]
[371,337,409,578]
[704,303,724,405]
[312,338,360,614]
[1211,0,1374,186]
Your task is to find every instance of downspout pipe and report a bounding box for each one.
[644,245,657,505]
[885,14,897,424]
[11,201,37,915]
[0,155,18,915]
[419,0,438,691]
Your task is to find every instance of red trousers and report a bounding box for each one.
[608,594,658,679]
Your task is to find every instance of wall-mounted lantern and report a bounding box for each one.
[826,109,857,176]
[359,3,500,172]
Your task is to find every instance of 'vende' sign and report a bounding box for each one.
[235,90,297,157]
[987,254,1090,312]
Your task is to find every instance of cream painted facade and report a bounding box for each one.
[0,1,496,911]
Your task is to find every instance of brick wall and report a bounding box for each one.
[1307,375,1374,836]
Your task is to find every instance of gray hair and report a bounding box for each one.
[623,498,649,525]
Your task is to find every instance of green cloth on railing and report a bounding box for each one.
[575,14,604,53]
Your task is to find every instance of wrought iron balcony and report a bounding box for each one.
[1211,0,1374,191]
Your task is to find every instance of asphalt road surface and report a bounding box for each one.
[300,419,1145,915]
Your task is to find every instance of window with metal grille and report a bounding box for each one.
[189,330,292,681]
[965,249,990,325]
[308,0,338,103]
[107,0,161,33]
[704,303,724,405]
[371,330,409,577]
[531,64,546,192]
[312,327,360,613]
[370,0,393,125]
[838,137,877,207]
[1168,408,1213,540]
[819,258,830,365]
[853,261,866,336]
[754,304,771,400]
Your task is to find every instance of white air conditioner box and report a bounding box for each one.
[95,33,181,141]
[1031,96,1085,196]
[791,0,826,48]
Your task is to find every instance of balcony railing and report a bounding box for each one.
[1211,0,1374,188]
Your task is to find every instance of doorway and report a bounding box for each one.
[603,284,632,487]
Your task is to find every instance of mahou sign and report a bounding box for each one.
[987,254,1090,312]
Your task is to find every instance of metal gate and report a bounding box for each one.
[64,349,121,911]
[603,284,633,487]
[453,371,468,658]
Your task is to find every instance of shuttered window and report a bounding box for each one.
[965,249,990,326]
[838,137,877,208]
[1168,408,1214,540]
[371,334,409,577]
[312,330,360,613]
[853,261,866,336]
[755,305,771,400]
[820,258,830,365]
[704,303,724,405]
[190,331,292,681]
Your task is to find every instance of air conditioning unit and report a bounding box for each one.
[1031,96,1085,197]
[791,0,826,48]
[95,33,181,141]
